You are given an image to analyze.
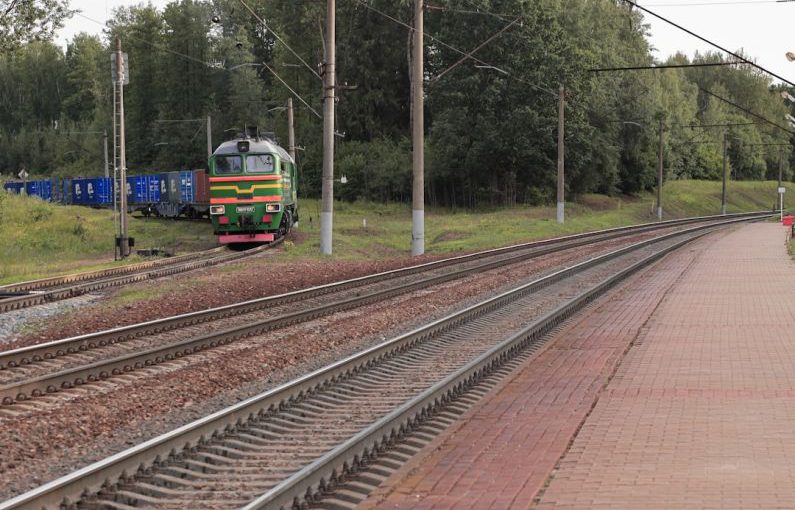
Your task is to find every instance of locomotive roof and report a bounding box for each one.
[213,138,294,164]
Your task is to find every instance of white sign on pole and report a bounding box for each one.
[18,169,28,179]
[778,187,786,194]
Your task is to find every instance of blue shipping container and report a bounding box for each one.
[3,182,24,194]
[71,179,86,204]
[24,181,38,197]
[158,173,173,203]
[147,175,160,202]
[93,177,113,204]
[72,178,113,205]
[126,175,149,204]
[26,180,52,201]
[62,179,73,204]
[179,170,195,203]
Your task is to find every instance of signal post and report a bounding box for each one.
[114,37,130,258]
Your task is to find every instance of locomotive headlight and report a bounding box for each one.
[210,205,225,215]
[265,203,281,213]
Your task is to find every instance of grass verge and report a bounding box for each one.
[0,179,788,284]
[0,193,215,284]
[283,179,787,261]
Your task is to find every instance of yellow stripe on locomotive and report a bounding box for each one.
[208,135,298,244]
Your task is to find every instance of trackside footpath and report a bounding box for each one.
[359,222,795,510]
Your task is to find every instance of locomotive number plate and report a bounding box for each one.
[236,205,255,213]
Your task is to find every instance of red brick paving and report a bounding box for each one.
[358,221,735,509]
[535,223,795,509]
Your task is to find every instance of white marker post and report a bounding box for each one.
[779,186,786,222]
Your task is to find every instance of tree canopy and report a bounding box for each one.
[0,0,792,207]
[0,0,74,52]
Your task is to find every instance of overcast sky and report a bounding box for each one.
[56,0,795,84]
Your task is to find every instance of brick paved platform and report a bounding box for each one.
[358,222,795,510]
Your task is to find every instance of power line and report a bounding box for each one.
[352,0,555,97]
[700,87,795,134]
[424,4,519,19]
[1,0,19,19]
[590,62,742,72]
[431,17,521,83]
[646,0,793,6]
[738,142,793,146]
[262,62,321,118]
[622,0,795,88]
[457,0,519,23]
[236,0,322,82]
[73,11,321,120]
[75,12,210,67]
[677,121,764,128]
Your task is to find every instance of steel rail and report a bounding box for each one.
[0,247,227,293]
[0,250,224,294]
[0,214,770,404]
[0,211,769,373]
[0,215,759,510]
[0,210,764,298]
[0,242,277,313]
[252,229,711,510]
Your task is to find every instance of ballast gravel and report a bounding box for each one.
[0,231,670,501]
[0,294,99,346]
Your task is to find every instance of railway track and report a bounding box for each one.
[0,241,280,314]
[0,214,767,510]
[0,212,769,411]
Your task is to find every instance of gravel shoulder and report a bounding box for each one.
[0,244,448,351]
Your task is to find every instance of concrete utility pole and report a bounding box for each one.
[411,0,425,256]
[556,84,565,224]
[657,118,664,221]
[320,0,335,255]
[287,97,296,161]
[721,131,728,215]
[779,147,785,221]
[206,115,212,158]
[112,80,118,248]
[116,37,130,258]
[103,130,109,178]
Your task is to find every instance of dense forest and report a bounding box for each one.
[0,0,793,207]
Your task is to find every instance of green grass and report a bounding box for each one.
[0,193,216,284]
[0,179,788,284]
[283,179,788,261]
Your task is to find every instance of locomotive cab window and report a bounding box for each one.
[246,154,276,173]
[214,155,243,175]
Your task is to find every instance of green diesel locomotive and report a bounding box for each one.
[209,134,298,244]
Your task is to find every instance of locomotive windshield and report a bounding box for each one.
[246,154,276,173]
[215,155,243,175]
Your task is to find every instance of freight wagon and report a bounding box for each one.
[4,170,209,219]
